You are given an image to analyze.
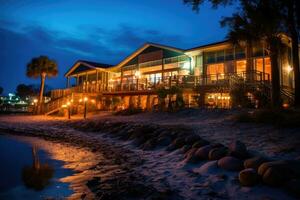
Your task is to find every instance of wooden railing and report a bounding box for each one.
[50,71,271,97]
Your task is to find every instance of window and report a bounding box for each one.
[236,60,246,74]
[207,63,225,80]
[255,57,272,80]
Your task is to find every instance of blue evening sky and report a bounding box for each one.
[0,0,236,93]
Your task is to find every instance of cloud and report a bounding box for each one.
[0,20,189,92]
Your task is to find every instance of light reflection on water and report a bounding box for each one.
[0,134,100,199]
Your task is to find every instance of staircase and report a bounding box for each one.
[44,95,70,115]
[281,87,295,105]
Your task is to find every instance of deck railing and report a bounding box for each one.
[50,71,270,98]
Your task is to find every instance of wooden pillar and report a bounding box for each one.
[121,68,124,91]
[162,58,164,82]
[96,70,99,92]
[76,74,79,86]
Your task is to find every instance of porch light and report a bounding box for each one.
[286,65,293,73]
[84,97,88,102]
[33,99,38,104]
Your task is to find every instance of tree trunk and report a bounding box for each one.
[38,73,46,114]
[288,0,300,107]
[269,40,281,108]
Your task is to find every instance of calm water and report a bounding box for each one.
[0,135,74,199]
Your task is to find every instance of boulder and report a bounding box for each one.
[180,144,192,153]
[258,160,300,186]
[195,145,213,160]
[184,148,199,163]
[229,140,248,159]
[208,147,228,160]
[192,139,209,148]
[218,156,243,171]
[239,168,259,186]
[172,137,186,149]
[185,135,201,145]
[244,156,268,171]
[262,167,285,186]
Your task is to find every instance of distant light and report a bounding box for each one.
[84,97,88,102]
[91,99,96,104]
[33,99,38,103]
[61,104,67,108]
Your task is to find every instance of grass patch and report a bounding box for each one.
[235,109,300,127]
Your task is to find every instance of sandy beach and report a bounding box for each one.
[0,109,299,199]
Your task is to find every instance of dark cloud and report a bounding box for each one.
[0,20,189,92]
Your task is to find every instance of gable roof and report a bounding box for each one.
[114,43,184,69]
[65,60,114,77]
[185,40,230,52]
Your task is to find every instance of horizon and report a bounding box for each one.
[0,0,236,94]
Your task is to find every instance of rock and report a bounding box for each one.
[229,140,248,159]
[184,148,199,163]
[180,144,191,153]
[285,179,300,198]
[218,156,243,171]
[172,137,186,149]
[244,156,268,171]
[262,167,285,186]
[208,147,228,160]
[195,145,213,160]
[258,160,300,186]
[185,135,201,144]
[192,139,209,148]
[239,168,259,186]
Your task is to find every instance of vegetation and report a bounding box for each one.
[156,86,184,111]
[16,84,35,98]
[26,56,58,113]
[114,107,143,116]
[230,83,252,108]
[184,0,300,108]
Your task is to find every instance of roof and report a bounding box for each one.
[185,40,230,52]
[77,60,114,68]
[65,60,114,77]
[114,42,184,69]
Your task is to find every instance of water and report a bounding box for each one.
[0,135,74,199]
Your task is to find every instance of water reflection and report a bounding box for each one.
[21,146,54,191]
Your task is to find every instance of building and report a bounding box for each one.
[45,39,295,115]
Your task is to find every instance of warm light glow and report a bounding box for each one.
[84,97,88,102]
[286,65,293,73]
[67,102,71,106]
[91,99,96,104]
[283,103,289,108]
[79,99,82,102]
[134,70,141,78]
[33,99,38,103]
[61,104,67,108]
[183,62,190,70]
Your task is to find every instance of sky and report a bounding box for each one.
[0,0,236,94]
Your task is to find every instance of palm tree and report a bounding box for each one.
[184,0,300,107]
[220,0,284,107]
[27,56,58,114]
